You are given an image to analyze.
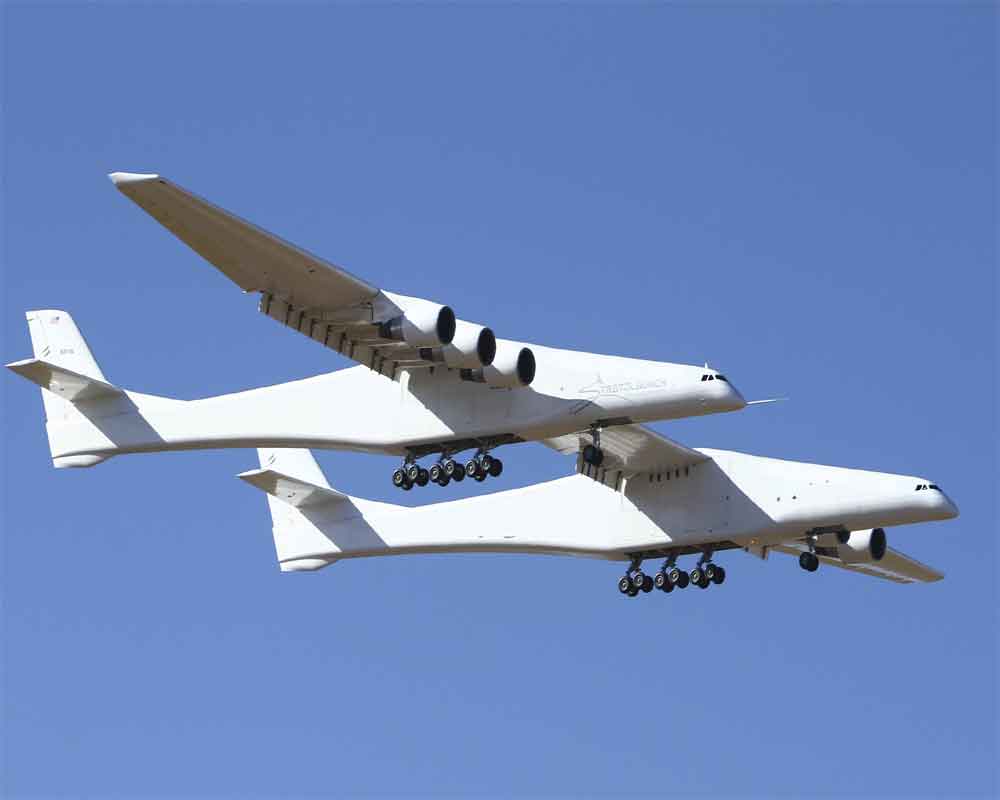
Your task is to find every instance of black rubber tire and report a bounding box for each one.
[641,575,654,593]
[654,571,668,590]
[474,473,486,482]
[676,571,690,589]
[437,473,451,487]
[401,478,413,491]
[442,458,457,477]
[488,458,503,478]
[667,566,682,585]
[690,567,704,586]
[627,585,639,597]
[711,566,726,585]
[429,463,443,483]
[618,576,631,594]
[392,468,406,488]
[480,454,494,473]
[662,580,674,593]
[465,459,479,478]
[799,552,819,572]
[704,563,717,582]
[451,467,465,482]
[415,467,429,487]
[631,571,646,589]
[697,575,710,589]
[406,463,420,482]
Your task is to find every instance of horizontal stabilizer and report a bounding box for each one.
[6,358,123,402]
[237,468,348,508]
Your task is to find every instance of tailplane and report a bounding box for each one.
[238,449,392,572]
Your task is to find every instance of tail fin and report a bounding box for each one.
[238,449,366,572]
[7,310,120,468]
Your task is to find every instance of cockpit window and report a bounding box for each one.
[702,373,727,382]
[929,484,940,490]
[715,374,728,382]
[915,483,943,491]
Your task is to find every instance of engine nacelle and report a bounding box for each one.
[418,322,496,368]
[837,528,887,564]
[378,301,456,348]
[461,343,535,388]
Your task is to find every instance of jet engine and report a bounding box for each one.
[378,301,456,347]
[461,342,536,388]
[836,528,887,564]
[418,322,496,368]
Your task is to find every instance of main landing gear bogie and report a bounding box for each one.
[392,451,502,491]
[617,555,726,598]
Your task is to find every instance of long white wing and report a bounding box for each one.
[771,543,943,584]
[109,172,498,378]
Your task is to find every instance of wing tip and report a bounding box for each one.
[108,171,160,188]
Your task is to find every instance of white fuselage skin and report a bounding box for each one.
[271,449,959,571]
[47,344,745,463]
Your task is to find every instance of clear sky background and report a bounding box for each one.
[2,4,996,797]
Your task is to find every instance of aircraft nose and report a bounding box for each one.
[937,492,959,520]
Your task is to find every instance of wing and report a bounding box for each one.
[771,543,943,584]
[543,423,708,488]
[109,172,503,379]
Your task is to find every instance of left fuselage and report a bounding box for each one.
[46,345,745,462]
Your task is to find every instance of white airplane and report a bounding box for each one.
[241,436,957,588]
[6,172,746,487]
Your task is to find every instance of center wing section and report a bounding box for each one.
[109,172,526,383]
[544,423,708,489]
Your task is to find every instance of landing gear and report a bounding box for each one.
[799,551,819,572]
[464,451,503,482]
[582,426,605,467]
[393,449,499,491]
[617,553,727,598]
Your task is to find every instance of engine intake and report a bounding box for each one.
[378,303,456,347]
[836,528,887,564]
[461,343,535,388]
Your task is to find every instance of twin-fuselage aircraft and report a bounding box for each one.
[6,172,958,593]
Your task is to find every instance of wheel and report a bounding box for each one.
[667,566,682,585]
[415,467,429,487]
[618,576,631,594]
[392,468,406,488]
[704,563,717,582]
[626,585,639,597]
[711,566,726,585]
[429,463,443,483]
[406,463,420,482]
[401,477,413,491]
[675,570,689,589]
[697,574,710,589]
[631,571,646,589]
[437,473,451,487]
[474,472,486,482]
[661,579,674,593]
[799,552,819,572]
[442,458,457,477]
[582,444,604,467]
[690,567,704,586]
[479,454,494,473]
[654,571,668,590]
[451,467,465,482]
[488,457,503,478]
[641,575,654,593]
[465,459,479,478]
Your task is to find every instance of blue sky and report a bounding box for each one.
[2,4,995,797]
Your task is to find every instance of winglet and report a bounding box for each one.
[108,171,160,187]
